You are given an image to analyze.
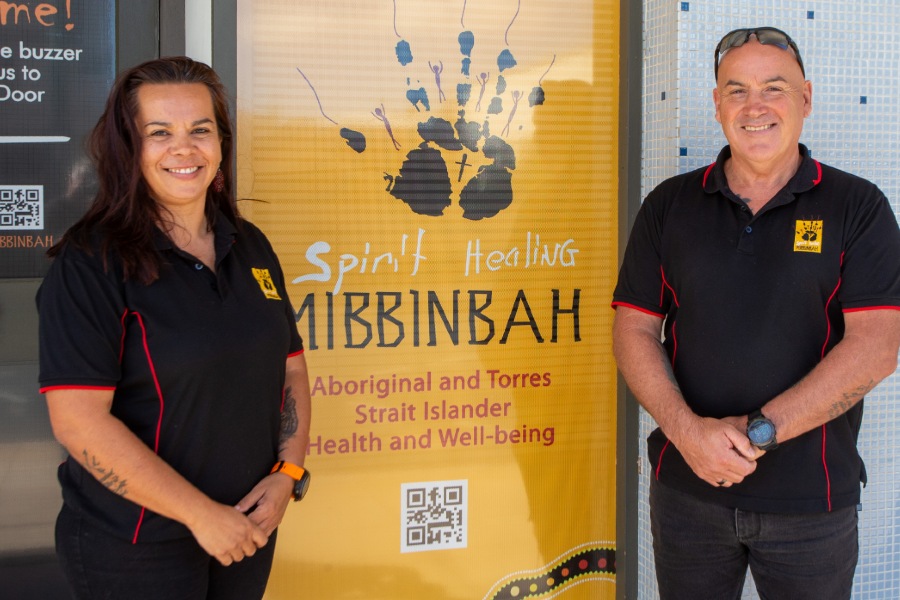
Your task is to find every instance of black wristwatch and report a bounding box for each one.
[747,409,778,451]
[271,460,312,501]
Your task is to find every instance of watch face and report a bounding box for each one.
[748,420,775,444]
[293,471,311,501]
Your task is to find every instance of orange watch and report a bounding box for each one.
[271,460,311,501]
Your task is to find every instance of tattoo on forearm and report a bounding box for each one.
[279,385,300,453]
[81,450,128,496]
[828,400,854,420]
[828,379,876,419]
[843,379,875,401]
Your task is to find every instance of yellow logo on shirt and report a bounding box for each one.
[252,268,282,300]
[794,220,823,253]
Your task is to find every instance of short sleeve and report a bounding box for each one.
[612,188,668,317]
[246,222,305,355]
[279,271,305,356]
[838,186,900,311]
[37,246,127,391]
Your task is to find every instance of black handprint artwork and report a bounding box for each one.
[298,0,553,221]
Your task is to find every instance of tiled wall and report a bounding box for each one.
[639,2,900,598]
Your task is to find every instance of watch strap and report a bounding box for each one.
[271,460,306,481]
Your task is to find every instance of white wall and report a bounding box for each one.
[639,1,900,597]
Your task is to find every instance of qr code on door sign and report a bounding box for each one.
[0,186,43,230]
[401,479,467,553]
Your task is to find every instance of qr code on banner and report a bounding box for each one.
[401,480,467,553]
[0,186,44,230]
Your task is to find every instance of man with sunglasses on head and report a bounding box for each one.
[612,27,900,599]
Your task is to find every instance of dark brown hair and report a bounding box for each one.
[49,56,239,284]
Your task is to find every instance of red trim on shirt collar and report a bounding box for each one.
[702,146,820,193]
[702,163,716,188]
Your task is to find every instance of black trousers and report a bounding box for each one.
[650,478,858,600]
[55,504,277,600]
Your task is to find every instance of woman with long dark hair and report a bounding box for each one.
[37,56,311,600]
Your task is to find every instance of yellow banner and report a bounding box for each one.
[237,1,619,597]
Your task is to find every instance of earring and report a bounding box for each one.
[213,168,225,193]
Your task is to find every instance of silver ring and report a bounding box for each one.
[717,479,727,486]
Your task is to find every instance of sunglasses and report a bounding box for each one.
[714,27,805,80]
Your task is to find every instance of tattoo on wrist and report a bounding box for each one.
[279,385,299,453]
[81,450,128,496]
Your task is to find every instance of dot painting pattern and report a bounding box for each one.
[485,546,615,599]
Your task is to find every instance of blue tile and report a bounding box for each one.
[679,147,688,156]
[681,2,689,11]
[860,96,867,104]
[807,10,815,19]
[661,91,667,101]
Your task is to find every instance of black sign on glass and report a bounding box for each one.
[0,1,115,277]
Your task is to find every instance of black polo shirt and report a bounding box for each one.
[613,144,900,513]
[37,213,303,542]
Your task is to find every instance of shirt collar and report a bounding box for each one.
[702,144,822,195]
[153,209,238,256]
